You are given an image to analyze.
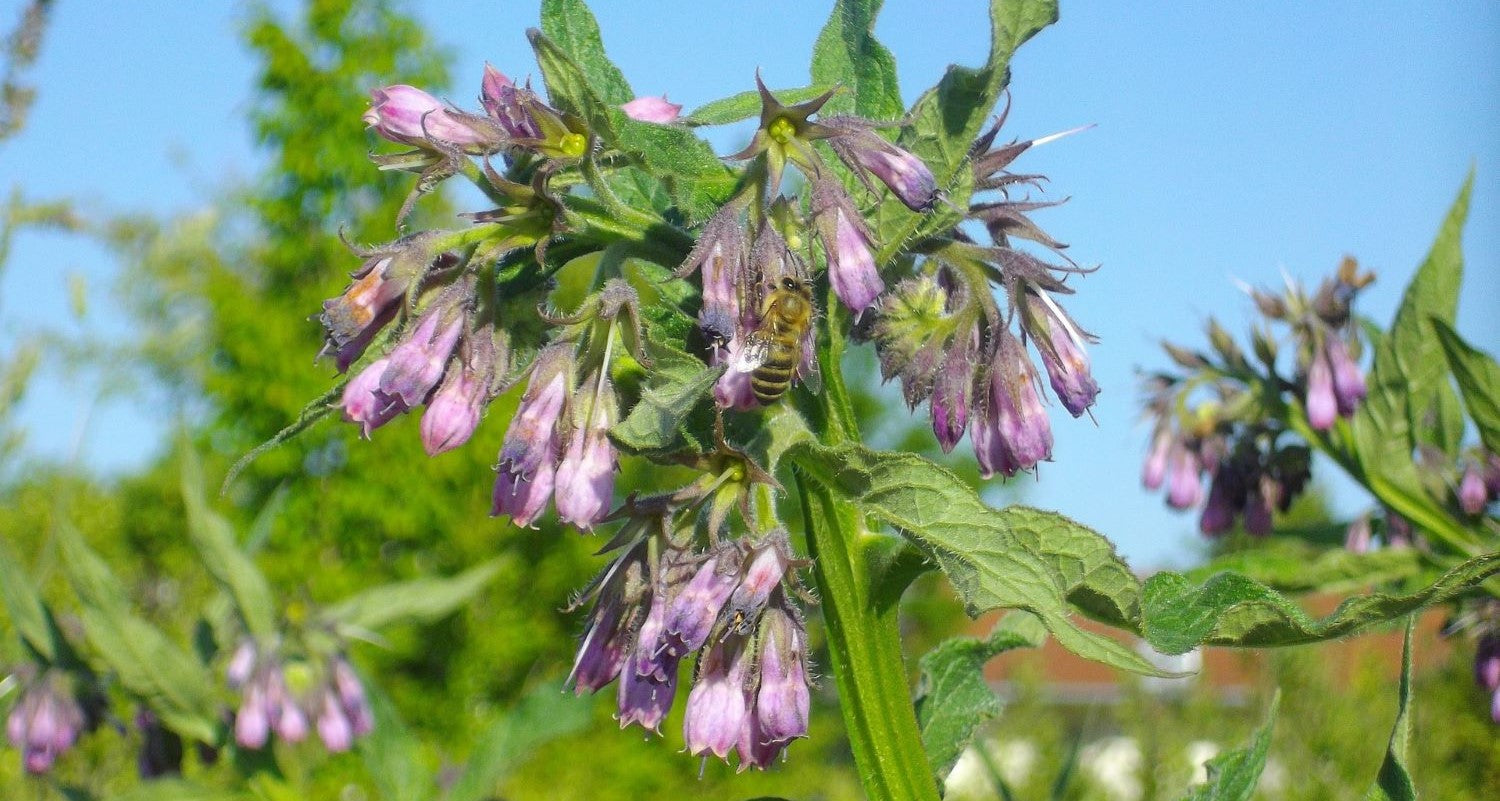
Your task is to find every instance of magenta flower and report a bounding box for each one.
[1024,293,1099,417]
[663,547,743,654]
[480,64,542,139]
[826,117,938,211]
[622,94,683,123]
[491,451,556,528]
[813,179,884,313]
[973,345,1053,478]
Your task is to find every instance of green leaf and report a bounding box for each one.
[810,0,904,119]
[1365,618,1418,801]
[321,560,500,634]
[358,681,436,801]
[684,84,837,126]
[915,612,1045,781]
[539,0,633,105]
[1141,551,1500,655]
[55,522,221,743]
[446,682,593,801]
[1182,692,1279,801]
[610,327,720,456]
[0,537,63,662]
[528,28,617,140]
[1353,174,1473,488]
[788,440,1158,675]
[180,451,277,640]
[1185,541,1427,595]
[1432,318,1500,456]
[875,0,1056,263]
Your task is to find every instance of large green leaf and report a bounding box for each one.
[1432,318,1500,456]
[358,680,436,801]
[810,0,903,119]
[55,522,220,743]
[684,85,837,126]
[1365,618,1418,801]
[1184,541,1427,595]
[445,682,593,801]
[788,440,1156,675]
[914,612,1045,781]
[1141,551,1500,655]
[1182,692,1279,801]
[539,0,633,105]
[0,537,64,662]
[180,452,277,640]
[321,560,500,634]
[1352,175,1473,493]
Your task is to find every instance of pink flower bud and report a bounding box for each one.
[364,84,493,149]
[234,682,270,749]
[1459,463,1490,515]
[1325,337,1366,416]
[226,639,257,689]
[554,378,618,530]
[755,607,810,743]
[1025,293,1099,417]
[1142,430,1172,490]
[316,690,354,753]
[480,64,542,139]
[1305,348,1337,430]
[379,311,464,407]
[420,365,486,456]
[621,95,683,124]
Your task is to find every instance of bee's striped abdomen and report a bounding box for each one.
[751,339,799,403]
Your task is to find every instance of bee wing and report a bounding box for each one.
[797,344,823,394]
[733,334,772,373]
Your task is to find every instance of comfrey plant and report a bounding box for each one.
[1138,176,1500,725]
[200,1,1499,798]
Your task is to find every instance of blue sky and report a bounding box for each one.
[2,1,1496,569]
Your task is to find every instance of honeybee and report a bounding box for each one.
[734,275,817,404]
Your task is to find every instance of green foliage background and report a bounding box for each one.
[0,1,1496,799]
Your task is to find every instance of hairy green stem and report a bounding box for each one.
[798,299,940,801]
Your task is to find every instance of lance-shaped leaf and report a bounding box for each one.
[915,612,1046,781]
[787,440,1156,675]
[811,0,904,119]
[321,560,500,635]
[180,452,277,639]
[1366,618,1417,801]
[55,522,220,743]
[1141,552,1500,655]
[1432,318,1500,457]
[445,682,593,801]
[1352,175,1472,496]
[1182,692,1279,801]
[539,0,633,105]
[0,538,65,663]
[684,85,837,126]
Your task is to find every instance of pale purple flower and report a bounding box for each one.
[826,117,938,211]
[714,343,759,410]
[663,547,742,654]
[1199,466,1241,536]
[683,636,752,759]
[1459,463,1489,515]
[622,95,683,123]
[973,348,1053,478]
[1142,430,1172,490]
[420,363,486,456]
[1344,515,1373,554]
[617,656,679,733]
[7,676,84,775]
[331,658,374,737]
[723,535,790,630]
[1024,293,1099,417]
[554,377,618,530]
[1305,347,1337,430]
[378,310,464,407]
[342,358,407,436]
[364,84,493,149]
[1325,337,1366,416]
[1165,445,1203,510]
[754,607,810,744]
[226,639,257,690]
[234,680,270,749]
[737,714,786,771]
[813,179,884,313]
[491,453,556,528]
[315,690,354,753]
[480,64,542,139]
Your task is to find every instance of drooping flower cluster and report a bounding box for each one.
[227,640,373,753]
[1138,259,1376,535]
[869,110,1100,477]
[5,668,90,774]
[568,525,813,769]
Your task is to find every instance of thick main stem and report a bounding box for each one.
[799,477,941,801]
[798,300,940,801]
